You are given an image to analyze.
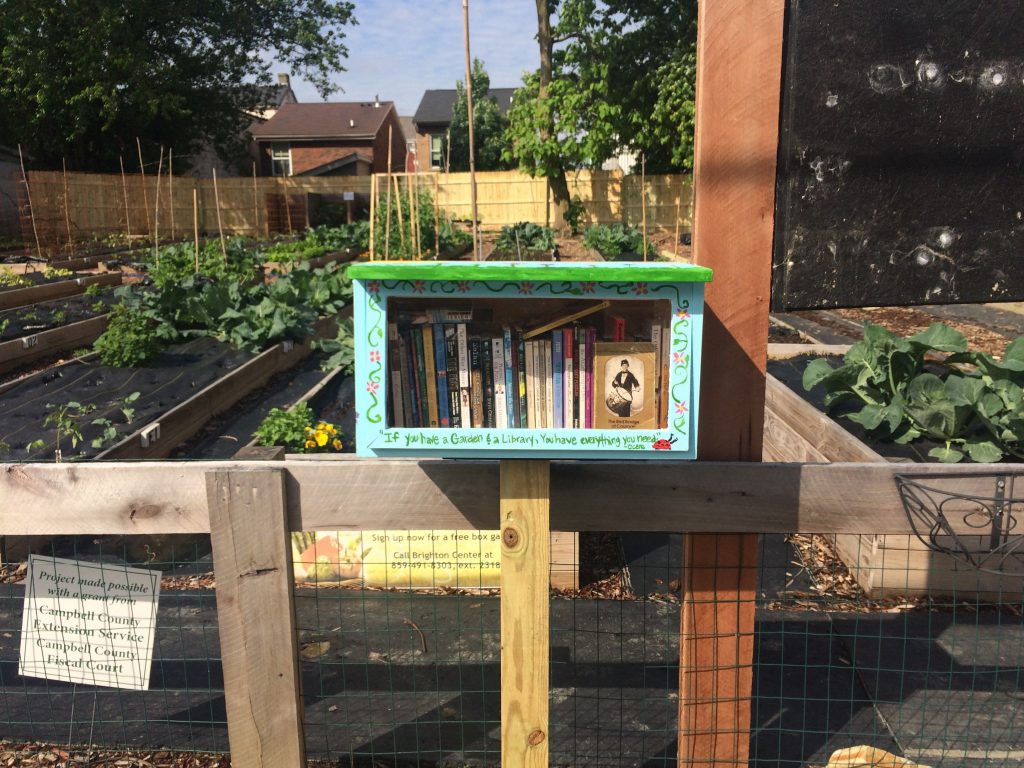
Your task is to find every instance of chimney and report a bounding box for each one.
[349,119,355,128]
[277,73,291,87]
[374,95,380,108]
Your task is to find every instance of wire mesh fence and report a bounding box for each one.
[0,528,1021,766]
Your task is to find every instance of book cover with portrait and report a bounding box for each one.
[593,342,657,429]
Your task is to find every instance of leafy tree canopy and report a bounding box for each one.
[447,59,515,173]
[0,0,356,172]
[507,0,697,176]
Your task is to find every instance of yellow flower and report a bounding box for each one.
[328,425,338,436]
[304,439,316,449]
[332,438,342,450]
[317,422,328,432]
[315,430,329,447]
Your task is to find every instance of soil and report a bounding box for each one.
[0,288,117,342]
[475,229,692,263]
[0,337,253,462]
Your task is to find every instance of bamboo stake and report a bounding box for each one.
[641,153,648,262]
[406,172,415,258]
[674,175,682,260]
[61,158,75,256]
[193,189,200,273]
[169,149,175,241]
[252,162,260,238]
[136,138,151,238]
[212,168,227,265]
[18,145,42,260]
[434,172,440,257]
[369,174,376,261]
[153,146,164,262]
[414,173,422,258]
[283,180,293,234]
[385,128,394,260]
[394,175,406,251]
[462,0,480,260]
[119,156,132,241]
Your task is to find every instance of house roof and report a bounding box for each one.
[398,116,416,144]
[413,88,518,126]
[250,101,394,140]
[298,150,373,176]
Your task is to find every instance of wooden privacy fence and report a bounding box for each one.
[3,458,1020,767]
[19,169,692,254]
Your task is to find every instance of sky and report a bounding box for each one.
[280,1,540,116]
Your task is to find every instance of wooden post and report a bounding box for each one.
[252,162,261,239]
[212,168,227,265]
[18,145,42,260]
[61,158,75,256]
[394,175,406,252]
[462,0,480,260]
[369,174,376,260]
[640,154,648,261]
[193,189,200,273]
[136,137,151,238]
[406,172,415,257]
[678,2,785,768]
[434,173,440,257]
[386,130,394,259]
[283,179,293,234]
[153,146,163,262]
[168,148,175,241]
[119,156,132,241]
[500,460,550,768]
[206,468,305,768]
[674,176,682,260]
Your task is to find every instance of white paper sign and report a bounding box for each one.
[343,191,355,201]
[19,555,161,690]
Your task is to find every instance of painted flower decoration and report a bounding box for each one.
[675,401,689,415]
[366,380,380,394]
[369,350,381,364]
[413,280,426,294]
[633,282,649,295]
[456,281,471,293]
[518,281,535,295]
[580,281,596,294]
[675,309,691,321]
[366,281,381,295]
[673,351,687,365]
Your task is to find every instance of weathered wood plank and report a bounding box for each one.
[206,468,304,768]
[0,314,108,375]
[500,460,550,768]
[3,460,1020,536]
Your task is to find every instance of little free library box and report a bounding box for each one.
[350,261,711,460]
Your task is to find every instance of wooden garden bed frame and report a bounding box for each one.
[0,271,122,311]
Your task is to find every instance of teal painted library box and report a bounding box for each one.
[350,261,711,459]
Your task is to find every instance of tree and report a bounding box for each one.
[447,59,515,172]
[507,0,698,184]
[0,0,356,172]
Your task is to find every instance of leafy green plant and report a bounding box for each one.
[803,322,1024,463]
[19,309,39,323]
[254,403,317,449]
[582,223,656,260]
[43,267,73,280]
[51,310,66,326]
[314,316,355,373]
[84,283,102,297]
[0,269,30,288]
[91,301,107,314]
[94,303,162,366]
[44,401,96,461]
[0,318,8,336]
[371,186,467,259]
[89,418,119,449]
[0,440,10,457]
[496,222,556,253]
[118,391,141,423]
[565,197,587,235]
[145,237,262,287]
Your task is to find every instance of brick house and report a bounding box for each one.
[250,100,406,177]
[411,88,517,171]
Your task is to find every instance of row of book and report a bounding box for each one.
[387,319,600,430]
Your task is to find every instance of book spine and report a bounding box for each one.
[503,328,517,428]
[457,323,471,426]
[585,327,597,428]
[432,323,450,428]
[444,326,462,428]
[492,337,508,429]
[572,326,581,428]
[470,338,484,428]
[524,340,536,428]
[517,331,528,428]
[422,325,440,428]
[543,339,554,429]
[552,331,563,429]
[652,322,662,430]
[398,334,414,428]
[536,340,547,429]
[412,327,428,427]
[563,328,573,428]
[577,327,584,429]
[482,338,495,428]
[388,322,404,427]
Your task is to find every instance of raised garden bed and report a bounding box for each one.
[0,272,122,311]
[0,288,117,343]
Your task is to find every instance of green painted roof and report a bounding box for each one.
[349,260,713,283]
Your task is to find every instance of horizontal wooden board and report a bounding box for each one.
[0,272,122,311]
[1,459,1020,536]
[0,314,108,375]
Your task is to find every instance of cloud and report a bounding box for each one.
[277,0,538,114]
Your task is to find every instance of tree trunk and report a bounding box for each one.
[535,0,571,224]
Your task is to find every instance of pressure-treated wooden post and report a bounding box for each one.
[206,468,305,768]
[678,1,785,766]
[500,459,550,768]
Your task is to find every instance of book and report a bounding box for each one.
[563,328,574,428]
[572,326,581,428]
[543,339,554,429]
[502,328,516,429]
[605,313,626,342]
[422,325,440,428]
[411,327,429,428]
[523,300,612,340]
[492,337,508,429]
[551,331,563,429]
[516,331,528,428]
[444,325,462,428]
[432,323,450,428]
[578,327,587,430]
[482,338,495,428]
[398,334,415,428]
[652,322,663,428]
[524,340,536,428]
[585,327,597,428]
[593,342,657,429]
[457,323,471,426]
[388,322,405,427]
[470,338,484,428]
